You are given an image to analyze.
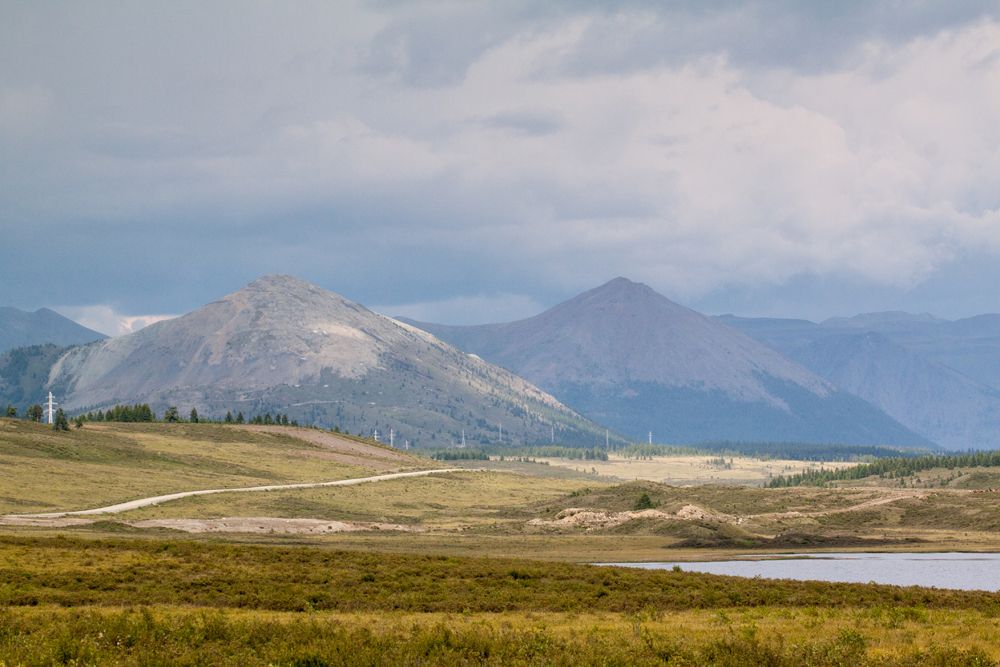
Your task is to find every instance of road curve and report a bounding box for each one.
[11,468,468,518]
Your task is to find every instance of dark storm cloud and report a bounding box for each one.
[547,1,998,76]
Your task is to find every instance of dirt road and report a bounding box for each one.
[6,468,467,519]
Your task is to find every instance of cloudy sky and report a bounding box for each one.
[2,1,1000,334]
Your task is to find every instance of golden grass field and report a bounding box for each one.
[0,419,424,514]
[6,419,1000,558]
[5,605,1000,664]
[116,470,594,529]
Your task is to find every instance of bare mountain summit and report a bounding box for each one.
[405,278,929,446]
[39,275,605,447]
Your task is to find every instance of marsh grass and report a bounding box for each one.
[1,605,998,665]
[3,536,1000,664]
[3,535,1000,613]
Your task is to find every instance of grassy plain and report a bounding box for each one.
[118,470,593,529]
[539,453,857,485]
[0,419,423,514]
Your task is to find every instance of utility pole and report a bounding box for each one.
[389,428,394,448]
[551,425,555,444]
[373,428,379,443]
[45,392,57,425]
[461,429,466,447]
[648,431,652,445]
[498,422,502,444]
[605,429,609,449]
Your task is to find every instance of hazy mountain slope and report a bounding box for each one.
[0,307,105,354]
[721,313,1000,449]
[790,332,1000,450]
[894,315,1000,390]
[0,344,70,409]
[714,315,822,353]
[405,278,928,446]
[28,275,606,447]
[801,311,1000,391]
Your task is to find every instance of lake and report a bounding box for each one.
[601,552,1000,591]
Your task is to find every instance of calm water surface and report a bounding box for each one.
[602,553,1000,591]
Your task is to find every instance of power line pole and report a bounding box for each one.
[648,431,652,445]
[389,428,394,448]
[45,392,58,425]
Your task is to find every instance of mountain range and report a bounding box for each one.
[4,275,999,450]
[1,276,607,448]
[403,278,928,447]
[719,313,1000,450]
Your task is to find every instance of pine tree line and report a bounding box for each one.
[767,450,1000,487]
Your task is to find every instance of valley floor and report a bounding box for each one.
[5,420,1000,663]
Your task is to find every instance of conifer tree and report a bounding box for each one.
[53,408,69,431]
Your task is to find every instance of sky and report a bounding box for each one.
[2,1,1000,335]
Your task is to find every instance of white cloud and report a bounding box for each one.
[4,5,1000,314]
[55,305,176,337]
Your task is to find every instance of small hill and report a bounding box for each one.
[23,275,605,447]
[0,307,105,354]
[404,278,927,446]
[0,418,427,514]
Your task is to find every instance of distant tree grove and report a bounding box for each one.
[768,450,1000,487]
[80,404,156,423]
[3,401,307,429]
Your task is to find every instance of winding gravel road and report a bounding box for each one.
[11,468,467,518]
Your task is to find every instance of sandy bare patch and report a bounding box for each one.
[675,504,736,522]
[130,517,421,534]
[537,454,857,486]
[0,516,95,528]
[529,489,931,531]
[0,515,421,534]
[529,506,677,531]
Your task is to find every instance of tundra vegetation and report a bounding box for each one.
[2,536,1000,664]
[4,418,1000,664]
